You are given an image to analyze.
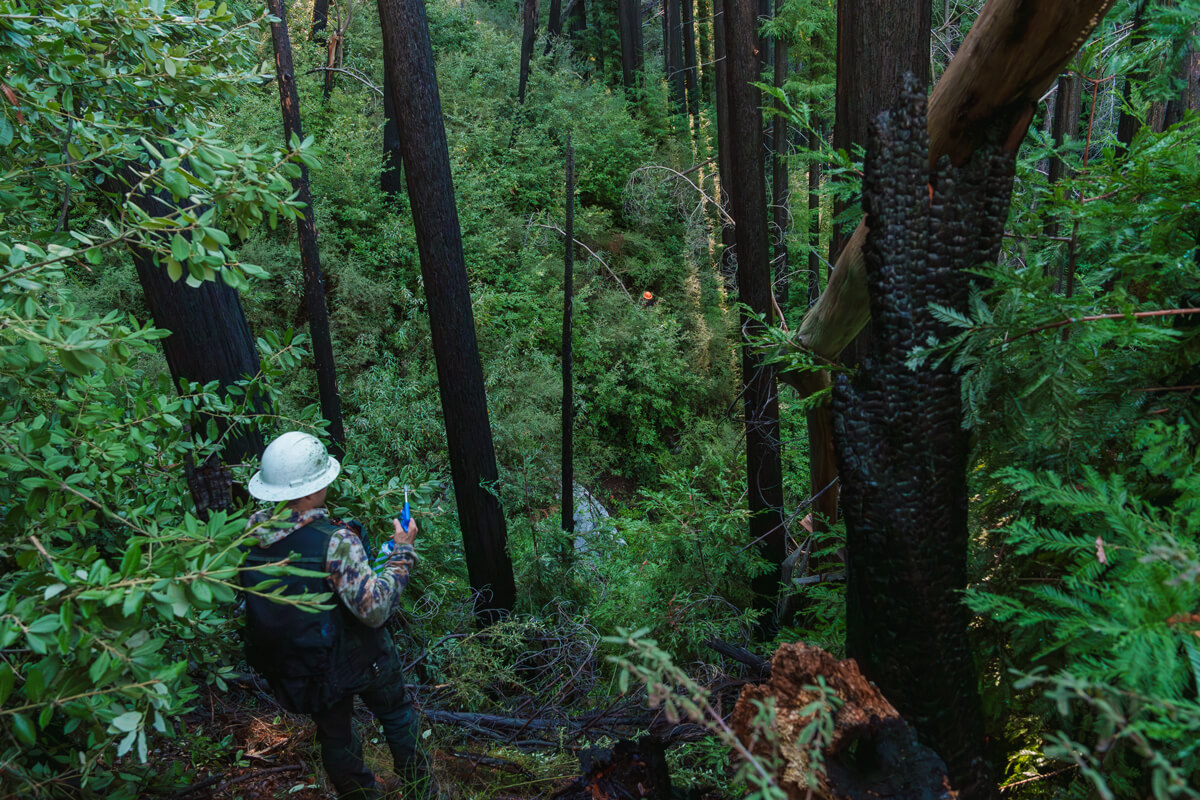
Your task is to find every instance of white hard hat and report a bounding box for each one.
[248,431,341,502]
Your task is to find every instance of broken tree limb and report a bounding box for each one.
[785,0,1118,370]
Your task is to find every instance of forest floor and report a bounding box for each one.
[149,678,734,799]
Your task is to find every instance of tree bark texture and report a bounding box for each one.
[1162,36,1200,126]
[786,0,1119,373]
[618,0,643,91]
[771,19,788,307]
[381,67,405,197]
[666,0,686,114]
[378,0,517,621]
[733,644,957,800]
[712,0,736,291]
[546,0,563,54]
[833,79,1015,800]
[124,191,264,467]
[266,0,345,450]
[724,0,787,636]
[1044,66,1081,243]
[311,0,329,43]
[562,143,575,536]
[519,0,538,104]
[697,0,713,102]
[681,0,699,122]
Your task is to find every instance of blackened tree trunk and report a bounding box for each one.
[562,142,575,536]
[519,0,538,104]
[713,0,736,290]
[697,0,713,102]
[1116,0,1151,152]
[266,0,345,450]
[546,0,563,54]
[124,191,265,468]
[382,67,405,197]
[618,0,644,91]
[1045,65,1081,245]
[833,79,1012,800]
[312,0,329,43]
[568,0,587,39]
[807,122,823,305]
[771,11,788,307]
[724,0,786,636]
[666,0,686,114]
[681,0,699,123]
[378,0,517,621]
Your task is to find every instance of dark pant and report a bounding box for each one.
[310,671,432,800]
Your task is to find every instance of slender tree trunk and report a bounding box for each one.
[682,0,699,123]
[713,0,736,292]
[378,0,517,622]
[312,0,329,43]
[697,0,712,102]
[666,0,685,114]
[382,67,404,196]
[546,0,563,54]
[807,122,822,306]
[519,0,538,104]
[1116,0,1151,152]
[1045,65,1081,247]
[771,12,788,308]
[266,0,345,450]
[1162,37,1200,126]
[562,142,575,536]
[724,0,786,637]
[618,0,643,91]
[568,0,587,38]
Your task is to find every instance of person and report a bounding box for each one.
[239,431,433,799]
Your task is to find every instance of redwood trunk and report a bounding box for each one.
[771,11,788,307]
[378,0,517,621]
[681,0,699,122]
[266,0,345,450]
[713,0,736,290]
[724,0,786,635]
[546,0,563,53]
[519,0,538,104]
[618,0,643,90]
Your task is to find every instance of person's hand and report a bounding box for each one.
[392,516,417,547]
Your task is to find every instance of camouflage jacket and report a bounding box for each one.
[246,507,416,628]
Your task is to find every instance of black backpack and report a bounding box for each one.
[240,517,393,712]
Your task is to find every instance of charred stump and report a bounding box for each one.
[732,644,957,800]
[551,737,674,800]
[831,77,1014,800]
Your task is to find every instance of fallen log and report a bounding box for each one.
[731,643,957,800]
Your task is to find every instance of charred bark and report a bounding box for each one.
[546,0,563,54]
[618,0,644,91]
[519,0,538,104]
[266,0,345,450]
[382,67,404,197]
[713,0,736,291]
[832,78,1014,800]
[312,0,329,43]
[666,0,686,114]
[724,0,786,636]
[681,0,699,123]
[378,0,516,622]
[562,143,575,536]
[771,10,788,308]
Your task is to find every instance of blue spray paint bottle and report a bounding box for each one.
[374,485,411,573]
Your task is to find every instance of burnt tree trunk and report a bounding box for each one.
[382,67,405,197]
[568,0,587,39]
[312,0,329,43]
[833,79,1014,800]
[771,9,788,308]
[123,190,265,469]
[618,0,643,91]
[666,0,685,114]
[681,0,699,123]
[519,0,538,104]
[562,142,575,537]
[378,0,517,621]
[266,0,345,450]
[546,0,563,53]
[713,0,736,291]
[724,0,786,637]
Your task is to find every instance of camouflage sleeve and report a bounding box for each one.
[325,528,416,628]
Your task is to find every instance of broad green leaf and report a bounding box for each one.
[111,711,141,733]
[12,713,35,746]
